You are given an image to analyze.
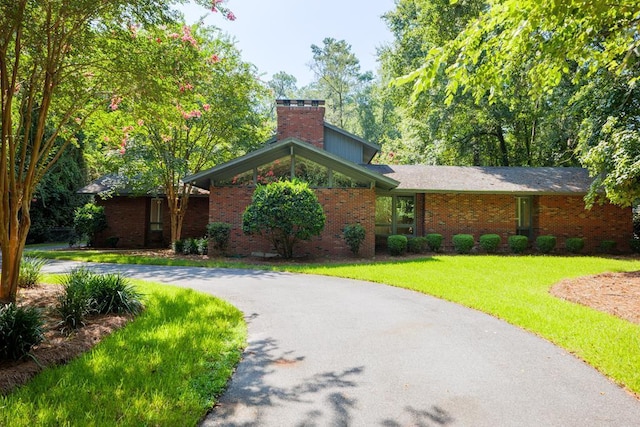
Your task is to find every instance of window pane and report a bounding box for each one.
[150,199,163,231]
[294,157,329,187]
[517,197,531,228]
[257,157,291,184]
[332,170,370,188]
[219,169,254,186]
[396,196,415,225]
[375,196,392,226]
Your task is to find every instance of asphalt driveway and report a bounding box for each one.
[43,261,640,426]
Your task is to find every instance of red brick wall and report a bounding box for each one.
[422,193,632,253]
[538,195,632,252]
[209,186,376,258]
[95,196,209,248]
[423,193,516,251]
[276,104,325,150]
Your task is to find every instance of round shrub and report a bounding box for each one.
[0,304,44,360]
[343,223,366,255]
[426,234,443,252]
[407,236,428,254]
[508,235,529,254]
[388,235,408,256]
[452,234,474,254]
[565,237,585,254]
[479,234,501,253]
[536,235,557,254]
[599,240,617,254]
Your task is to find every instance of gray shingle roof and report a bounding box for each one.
[365,165,594,194]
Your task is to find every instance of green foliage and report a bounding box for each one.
[73,203,107,247]
[630,239,640,254]
[207,222,232,254]
[508,235,529,254]
[599,240,617,254]
[18,257,47,288]
[172,239,184,255]
[0,304,44,360]
[425,233,443,252]
[56,268,144,332]
[242,180,326,258]
[479,234,501,253]
[343,223,366,255]
[407,236,428,254]
[387,235,408,256]
[175,237,209,255]
[536,235,557,254]
[105,236,119,248]
[452,234,474,254]
[565,238,585,254]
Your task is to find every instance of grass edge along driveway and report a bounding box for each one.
[288,255,640,399]
[1,279,247,427]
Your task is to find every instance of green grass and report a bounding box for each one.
[1,279,246,427]
[287,255,640,396]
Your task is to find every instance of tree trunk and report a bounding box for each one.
[0,198,30,305]
[494,126,510,166]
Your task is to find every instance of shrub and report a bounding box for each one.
[18,256,47,288]
[425,234,443,252]
[343,223,366,255]
[508,235,529,254]
[452,234,474,254]
[407,236,428,254]
[565,237,585,254]
[631,238,640,253]
[88,273,144,315]
[207,222,231,254]
[599,240,617,254]
[242,180,325,258]
[73,203,108,247]
[536,235,557,254]
[172,239,184,254]
[479,234,501,253]
[195,238,209,255]
[105,236,119,248]
[387,235,408,256]
[182,238,196,255]
[0,304,44,360]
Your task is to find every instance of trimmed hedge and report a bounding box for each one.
[207,222,231,254]
[565,237,585,254]
[599,240,617,254]
[536,235,557,254]
[388,235,408,256]
[479,234,501,253]
[425,234,443,252]
[343,223,366,255]
[407,236,428,254]
[508,235,529,254]
[452,234,474,254]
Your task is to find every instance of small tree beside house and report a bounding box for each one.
[242,180,325,259]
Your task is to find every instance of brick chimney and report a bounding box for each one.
[276,99,325,150]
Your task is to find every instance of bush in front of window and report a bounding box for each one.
[508,235,529,254]
[388,235,408,256]
[536,235,557,254]
[425,234,443,252]
[565,237,585,254]
[479,234,501,253]
[343,223,366,255]
[207,222,231,254]
[453,234,474,254]
[407,236,428,253]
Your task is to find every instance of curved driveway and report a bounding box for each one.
[43,261,640,426]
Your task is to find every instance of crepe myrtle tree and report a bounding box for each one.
[0,0,234,305]
[242,180,326,259]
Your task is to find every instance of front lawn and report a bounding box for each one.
[1,279,246,427]
[289,255,640,397]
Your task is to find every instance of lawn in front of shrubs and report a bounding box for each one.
[0,279,246,427]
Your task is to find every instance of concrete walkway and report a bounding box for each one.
[43,261,640,426]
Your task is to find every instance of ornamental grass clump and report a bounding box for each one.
[0,304,44,360]
[18,256,47,288]
[388,235,408,256]
[452,234,474,254]
[479,234,501,253]
[536,235,557,254]
[508,235,529,254]
[426,233,443,252]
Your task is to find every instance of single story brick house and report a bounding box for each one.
[84,99,632,255]
[180,99,632,256]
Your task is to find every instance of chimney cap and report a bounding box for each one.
[276,99,325,107]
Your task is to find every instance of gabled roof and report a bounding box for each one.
[184,138,400,191]
[366,165,594,195]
